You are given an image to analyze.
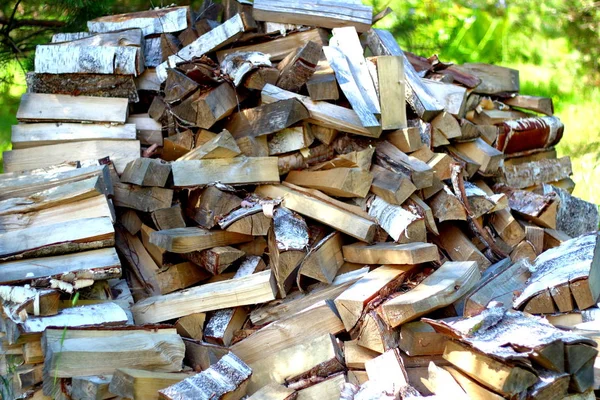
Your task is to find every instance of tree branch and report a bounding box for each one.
[0,16,66,29]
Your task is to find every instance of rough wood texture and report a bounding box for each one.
[286,168,372,198]
[375,140,433,189]
[26,73,139,102]
[451,138,503,175]
[277,40,322,92]
[252,0,373,32]
[298,231,344,284]
[453,63,520,94]
[131,270,277,323]
[342,242,438,265]
[399,321,448,356]
[505,94,553,115]
[377,56,407,130]
[255,183,377,242]
[120,158,171,187]
[435,224,490,271]
[113,182,173,212]
[16,93,128,123]
[380,261,480,328]
[172,157,280,187]
[501,156,572,189]
[109,368,192,400]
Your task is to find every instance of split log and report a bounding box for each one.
[367,196,426,243]
[334,265,417,331]
[268,207,309,296]
[296,373,345,399]
[246,333,344,394]
[255,183,377,242]
[470,109,529,125]
[307,60,339,101]
[431,111,461,141]
[243,66,280,91]
[542,184,600,238]
[217,29,329,63]
[370,165,416,206]
[286,168,372,198]
[423,80,468,116]
[428,185,467,222]
[204,307,248,346]
[356,311,400,354]
[504,95,553,115]
[71,375,112,400]
[451,138,503,175]
[444,366,504,400]
[120,158,171,187]
[277,41,322,92]
[496,185,558,229]
[342,242,438,265]
[252,0,373,32]
[379,261,480,328]
[127,114,163,145]
[221,51,272,87]
[131,270,276,324]
[88,6,189,36]
[345,340,380,369]
[386,127,422,153]
[171,157,280,187]
[35,29,144,75]
[500,156,572,189]
[262,84,380,138]
[268,126,314,155]
[109,369,192,399]
[26,73,139,102]
[514,232,600,312]
[376,56,407,130]
[186,186,242,229]
[219,206,271,236]
[375,140,433,189]
[3,140,140,174]
[298,231,344,284]
[364,349,410,396]
[231,301,344,365]
[324,45,380,132]
[364,29,443,121]
[173,82,238,129]
[158,352,251,400]
[464,259,531,317]
[16,93,128,123]
[225,99,309,139]
[184,246,245,275]
[0,216,113,261]
[11,122,136,150]
[150,227,252,253]
[152,205,186,230]
[178,130,241,161]
[452,63,519,94]
[247,383,295,400]
[157,14,254,81]
[113,182,173,212]
[435,224,490,271]
[399,322,448,357]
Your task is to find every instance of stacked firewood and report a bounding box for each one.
[1,1,600,399]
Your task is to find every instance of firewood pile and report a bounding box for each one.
[2,2,600,399]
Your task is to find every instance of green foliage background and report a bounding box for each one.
[0,0,599,203]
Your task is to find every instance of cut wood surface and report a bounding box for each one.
[298,231,344,284]
[285,168,372,198]
[501,156,572,189]
[3,140,140,174]
[113,182,173,212]
[379,261,480,327]
[27,72,139,101]
[255,183,377,242]
[150,227,252,253]
[109,368,192,399]
[342,242,439,265]
[171,157,280,187]
[368,196,426,244]
[252,0,372,32]
[16,93,128,123]
[377,56,407,130]
[131,270,277,323]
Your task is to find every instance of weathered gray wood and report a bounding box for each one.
[542,184,600,238]
[364,29,442,121]
[452,63,519,94]
[120,158,171,187]
[88,6,189,36]
[422,79,467,116]
[252,0,373,32]
[71,375,112,400]
[276,41,321,92]
[157,14,252,81]
[16,93,129,123]
[11,123,136,149]
[131,270,277,324]
[113,182,173,212]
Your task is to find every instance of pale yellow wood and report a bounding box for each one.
[451,138,504,175]
[109,368,192,399]
[11,123,136,149]
[436,224,491,271]
[377,56,406,130]
[171,157,280,187]
[285,168,373,198]
[342,242,439,265]
[131,270,277,324]
[247,383,295,400]
[3,140,140,174]
[178,129,241,161]
[344,340,380,369]
[399,321,448,356]
[444,366,505,400]
[150,227,253,253]
[298,231,344,284]
[296,373,346,400]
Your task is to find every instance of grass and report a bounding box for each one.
[0,63,27,173]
